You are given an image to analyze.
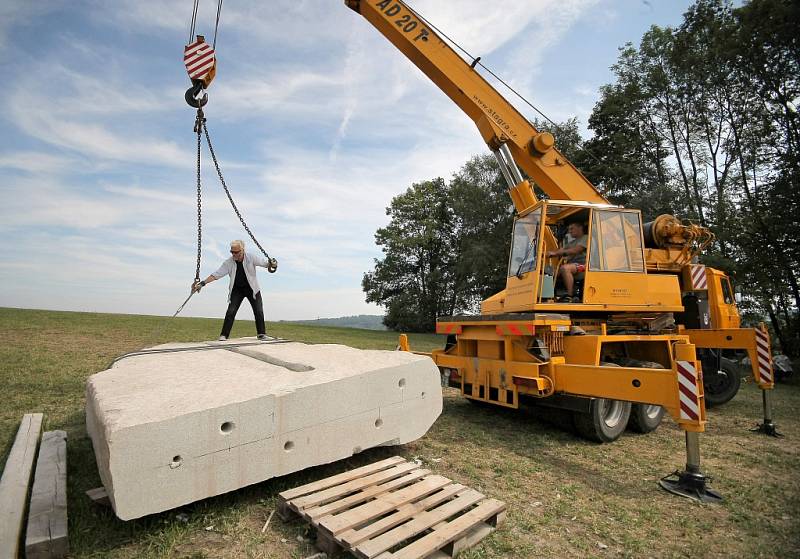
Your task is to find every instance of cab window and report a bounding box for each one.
[589,210,645,272]
[508,208,542,277]
[721,277,734,304]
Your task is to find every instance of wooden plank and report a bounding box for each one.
[387,499,506,559]
[25,431,68,559]
[339,483,466,548]
[322,475,452,538]
[354,489,485,559]
[279,456,406,501]
[444,522,494,557]
[85,487,110,507]
[305,469,430,522]
[0,413,43,559]
[289,462,419,511]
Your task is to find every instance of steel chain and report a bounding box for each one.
[194,108,205,282]
[201,121,272,261]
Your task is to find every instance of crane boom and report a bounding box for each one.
[346,0,608,206]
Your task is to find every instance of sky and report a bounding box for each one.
[0,0,696,322]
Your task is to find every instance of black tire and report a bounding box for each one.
[703,357,741,407]
[573,398,632,443]
[628,404,665,433]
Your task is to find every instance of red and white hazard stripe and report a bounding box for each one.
[184,39,216,81]
[676,360,701,421]
[690,264,707,290]
[755,329,774,385]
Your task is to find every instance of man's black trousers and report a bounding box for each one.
[220,289,266,337]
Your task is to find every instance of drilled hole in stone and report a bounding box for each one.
[398,378,406,388]
[421,391,426,398]
[220,421,235,434]
[284,441,294,451]
[374,418,384,428]
[170,455,183,469]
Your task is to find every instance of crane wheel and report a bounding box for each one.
[573,398,632,443]
[628,404,665,433]
[572,362,631,443]
[703,357,741,407]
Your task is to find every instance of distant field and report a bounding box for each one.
[1,307,798,558]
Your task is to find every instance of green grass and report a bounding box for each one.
[1,307,799,558]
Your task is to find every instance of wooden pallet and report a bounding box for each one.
[278,456,506,559]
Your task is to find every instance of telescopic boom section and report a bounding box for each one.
[346,0,608,207]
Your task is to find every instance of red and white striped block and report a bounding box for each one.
[677,360,702,421]
[755,329,774,385]
[689,264,707,290]
[184,39,215,81]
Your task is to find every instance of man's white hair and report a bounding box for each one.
[230,239,245,251]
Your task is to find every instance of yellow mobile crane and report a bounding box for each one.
[344,0,781,502]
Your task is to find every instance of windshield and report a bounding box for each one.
[508,209,542,277]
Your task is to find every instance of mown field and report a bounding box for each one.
[1,307,798,558]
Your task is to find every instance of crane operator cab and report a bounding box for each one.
[486,200,684,314]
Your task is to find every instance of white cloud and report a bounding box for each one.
[0,151,74,174]
[0,0,610,320]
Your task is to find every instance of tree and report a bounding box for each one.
[581,0,800,354]
[362,178,456,331]
[363,154,520,331]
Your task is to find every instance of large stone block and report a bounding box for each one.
[86,340,442,520]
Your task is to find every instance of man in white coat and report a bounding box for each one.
[192,240,271,340]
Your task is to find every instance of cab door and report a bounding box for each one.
[504,207,543,311]
[708,270,741,329]
[582,209,653,306]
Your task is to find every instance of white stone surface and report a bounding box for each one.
[85,339,442,520]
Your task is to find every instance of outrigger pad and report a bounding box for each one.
[659,471,723,504]
[750,421,784,438]
[86,338,442,520]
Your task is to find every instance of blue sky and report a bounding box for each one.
[0,0,695,321]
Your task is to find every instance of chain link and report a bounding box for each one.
[201,121,272,261]
[194,108,205,282]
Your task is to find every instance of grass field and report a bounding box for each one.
[1,306,798,558]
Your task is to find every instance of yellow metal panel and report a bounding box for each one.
[562,336,601,365]
[582,272,650,306]
[684,327,774,389]
[481,291,505,314]
[644,274,683,308]
[503,273,538,312]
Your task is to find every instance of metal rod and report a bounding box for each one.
[684,431,701,474]
[492,149,516,190]
[762,389,773,422]
[499,143,524,184]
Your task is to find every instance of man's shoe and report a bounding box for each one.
[218,335,228,341]
[257,334,269,341]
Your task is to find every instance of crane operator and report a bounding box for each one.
[547,221,587,303]
[191,240,271,340]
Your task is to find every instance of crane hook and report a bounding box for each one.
[185,79,208,108]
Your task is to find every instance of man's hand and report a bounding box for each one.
[191,280,203,293]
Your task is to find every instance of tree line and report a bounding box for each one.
[362,0,799,356]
